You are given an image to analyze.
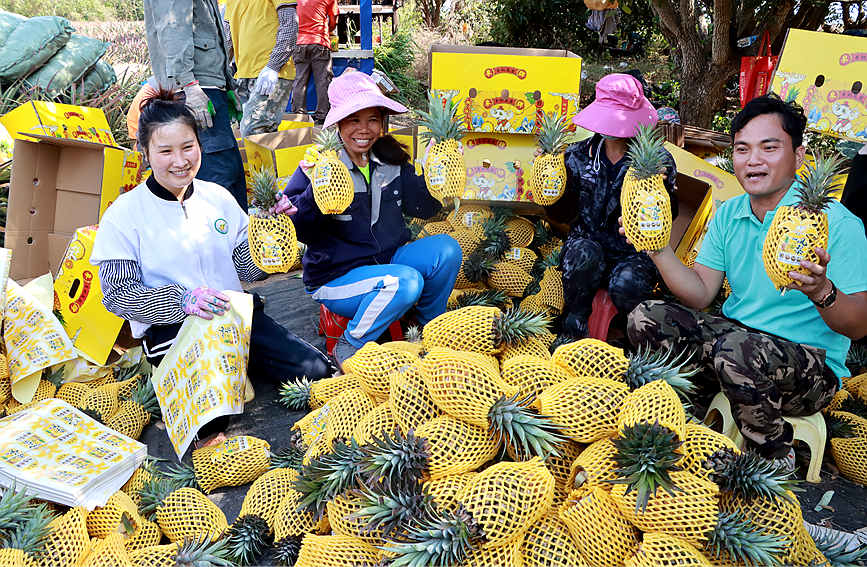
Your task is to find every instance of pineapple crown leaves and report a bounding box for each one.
[162,461,200,491]
[488,392,568,460]
[704,448,801,503]
[361,429,431,490]
[224,515,273,566]
[130,376,161,420]
[811,526,867,567]
[624,344,700,401]
[293,439,367,518]
[348,482,435,537]
[384,506,483,567]
[794,152,846,214]
[278,378,312,411]
[490,206,516,223]
[175,536,236,567]
[138,477,178,520]
[535,111,572,155]
[250,166,281,214]
[81,407,105,424]
[272,535,302,567]
[530,218,551,250]
[454,289,511,310]
[41,366,65,388]
[270,446,305,472]
[1,502,53,553]
[478,216,511,259]
[846,342,867,373]
[626,123,671,180]
[493,307,551,347]
[530,248,561,280]
[705,511,786,567]
[113,359,148,383]
[314,127,344,153]
[838,395,867,421]
[463,247,498,284]
[0,486,38,542]
[417,90,466,144]
[404,325,422,343]
[609,421,684,512]
[825,414,856,440]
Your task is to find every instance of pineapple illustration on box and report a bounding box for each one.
[417,90,468,206]
[531,111,571,206]
[311,128,354,214]
[762,152,844,291]
[620,124,673,252]
[248,167,298,273]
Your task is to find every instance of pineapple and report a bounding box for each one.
[558,485,640,566]
[388,364,441,433]
[417,90,467,206]
[536,376,629,442]
[124,518,161,553]
[609,421,684,512]
[224,515,272,566]
[679,422,740,482]
[625,532,711,567]
[78,533,132,567]
[422,347,567,458]
[311,128,354,214]
[294,534,381,567]
[129,537,234,567]
[86,490,141,539]
[422,472,477,513]
[343,343,418,403]
[248,166,299,273]
[423,305,550,354]
[618,379,688,441]
[810,525,867,567]
[41,506,91,566]
[293,439,367,518]
[138,478,228,542]
[79,381,122,423]
[531,112,572,205]
[621,123,673,252]
[351,403,398,445]
[520,510,590,567]
[451,289,511,311]
[705,512,787,567]
[164,435,272,493]
[568,436,619,489]
[762,153,845,291]
[348,483,434,538]
[0,502,53,567]
[500,354,574,401]
[106,376,160,440]
[504,216,536,248]
[279,374,361,411]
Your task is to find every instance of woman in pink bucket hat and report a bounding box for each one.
[278,70,460,366]
[545,73,679,339]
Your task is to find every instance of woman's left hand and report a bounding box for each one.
[271,193,297,216]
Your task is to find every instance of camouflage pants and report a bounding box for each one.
[627,300,839,458]
[560,236,659,337]
[235,77,293,137]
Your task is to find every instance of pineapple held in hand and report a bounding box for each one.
[249,167,299,273]
[620,123,672,252]
[312,128,354,214]
[417,90,467,205]
[762,153,844,291]
[531,112,571,206]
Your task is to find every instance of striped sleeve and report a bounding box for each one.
[99,259,187,325]
[267,5,298,72]
[233,240,269,282]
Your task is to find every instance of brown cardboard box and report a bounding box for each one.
[245,126,320,188]
[6,134,140,280]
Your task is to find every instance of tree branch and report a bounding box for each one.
[649,0,683,40]
[711,0,733,65]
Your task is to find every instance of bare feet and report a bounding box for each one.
[194,431,227,450]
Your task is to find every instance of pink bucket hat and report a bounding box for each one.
[573,73,658,138]
[323,70,408,128]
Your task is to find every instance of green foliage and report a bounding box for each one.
[374,30,426,109]
[652,79,681,109]
[0,0,143,21]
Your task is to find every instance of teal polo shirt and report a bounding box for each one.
[696,183,867,381]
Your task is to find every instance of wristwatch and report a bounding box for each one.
[812,281,837,309]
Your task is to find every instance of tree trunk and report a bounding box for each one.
[679,63,737,128]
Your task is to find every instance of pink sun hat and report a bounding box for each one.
[323,70,408,128]
[573,73,658,138]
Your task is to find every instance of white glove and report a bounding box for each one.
[254,67,279,97]
[183,84,213,129]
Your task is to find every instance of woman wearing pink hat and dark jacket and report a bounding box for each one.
[278,71,461,365]
[547,73,678,339]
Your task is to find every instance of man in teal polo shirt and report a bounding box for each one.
[625,94,867,469]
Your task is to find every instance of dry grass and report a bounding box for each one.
[73,20,148,67]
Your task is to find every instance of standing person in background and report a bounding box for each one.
[291,0,338,124]
[143,0,249,210]
[224,0,299,136]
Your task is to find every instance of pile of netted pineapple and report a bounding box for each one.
[266,308,866,567]
[824,344,867,487]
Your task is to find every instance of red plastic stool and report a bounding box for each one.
[318,304,404,356]
[587,289,618,341]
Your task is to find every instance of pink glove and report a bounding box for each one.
[181,287,230,320]
[270,193,297,216]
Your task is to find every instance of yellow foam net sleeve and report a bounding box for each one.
[617,379,687,441]
[191,435,271,493]
[351,402,398,445]
[505,217,535,248]
[312,152,354,214]
[537,377,629,443]
[568,437,619,490]
[106,400,150,440]
[498,337,551,363]
[86,490,141,539]
[489,261,533,297]
[344,343,417,403]
[501,355,574,401]
[309,374,361,409]
[537,267,564,314]
[420,220,453,237]
[446,204,491,234]
[155,487,228,543]
[544,440,585,501]
[521,509,589,567]
[844,372,867,395]
[239,468,299,529]
[294,534,381,567]
[81,382,122,422]
[273,486,329,540]
[558,485,639,565]
[388,365,441,434]
[422,347,515,428]
[122,465,156,508]
[679,423,740,481]
[78,533,132,567]
[55,382,90,408]
[249,214,299,274]
[124,518,162,553]
[538,239,562,259]
[719,490,805,564]
[448,228,481,258]
[416,415,499,479]
[831,436,867,485]
[293,406,325,449]
[0,549,36,567]
[326,493,385,547]
[129,543,178,567]
[422,472,478,513]
[506,246,538,273]
[620,171,672,252]
[611,470,719,547]
[422,306,503,354]
[0,372,10,404]
[323,387,376,445]
[625,532,713,567]
[829,410,867,437]
[41,506,90,566]
[464,539,523,567]
[425,139,466,203]
[551,338,629,382]
[531,152,567,206]
[762,207,827,291]
[461,457,555,547]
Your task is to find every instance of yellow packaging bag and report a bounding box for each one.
[151,291,253,459]
[4,275,76,402]
[0,248,11,312]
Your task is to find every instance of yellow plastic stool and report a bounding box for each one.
[703,392,826,483]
